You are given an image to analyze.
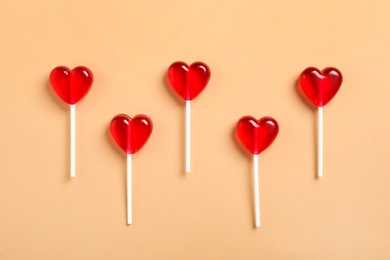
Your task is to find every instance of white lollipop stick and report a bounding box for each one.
[186,100,191,173]
[70,104,76,178]
[253,154,260,227]
[127,153,132,225]
[318,106,323,178]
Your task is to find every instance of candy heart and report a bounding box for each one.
[110,114,153,154]
[236,116,279,155]
[167,61,211,101]
[298,67,342,107]
[50,66,94,105]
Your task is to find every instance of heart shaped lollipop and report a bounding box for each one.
[49,65,94,178]
[167,61,211,173]
[298,67,343,178]
[236,116,279,155]
[235,116,279,228]
[167,62,210,101]
[298,67,342,107]
[110,114,153,225]
[50,66,93,105]
[110,114,153,154]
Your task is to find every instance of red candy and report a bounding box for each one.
[236,116,279,155]
[298,67,342,107]
[50,66,94,105]
[110,114,153,154]
[167,61,211,101]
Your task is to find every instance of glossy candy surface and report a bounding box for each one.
[236,116,279,155]
[110,114,153,154]
[298,67,342,107]
[167,61,210,101]
[50,66,94,105]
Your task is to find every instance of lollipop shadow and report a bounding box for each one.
[163,74,186,175]
[45,80,75,180]
[232,128,251,159]
[106,127,126,158]
[295,79,316,109]
[46,80,68,111]
[295,80,318,179]
[106,127,128,221]
[163,74,185,106]
[231,128,257,228]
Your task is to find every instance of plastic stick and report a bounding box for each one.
[318,106,323,178]
[127,153,132,225]
[253,154,260,227]
[186,100,191,173]
[70,104,76,178]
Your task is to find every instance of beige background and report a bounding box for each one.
[1,0,390,259]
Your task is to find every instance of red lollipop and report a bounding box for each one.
[110,114,153,225]
[50,66,93,178]
[167,61,211,173]
[168,62,210,101]
[50,66,93,105]
[236,116,279,227]
[298,67,342,178]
